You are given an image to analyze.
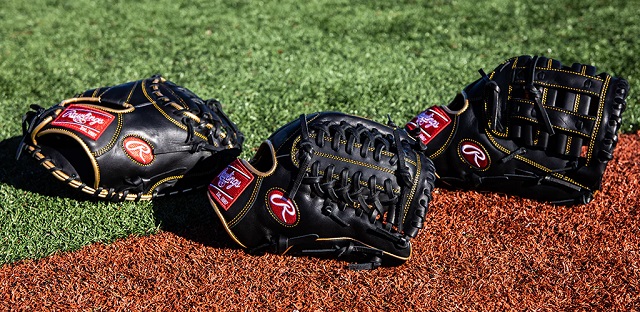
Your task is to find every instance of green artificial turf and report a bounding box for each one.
[0,0,638,264]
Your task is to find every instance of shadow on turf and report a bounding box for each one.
[1,135,239,250]
[0,136,88,200]
[151,191,241,250]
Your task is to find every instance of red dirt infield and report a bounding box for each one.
[2,133,639,311]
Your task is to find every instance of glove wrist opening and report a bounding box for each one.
[247,140,277,176]
[443,91,470,115]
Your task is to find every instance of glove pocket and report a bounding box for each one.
[31,104,125,191]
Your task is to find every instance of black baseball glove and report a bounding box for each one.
[208,112,436,269]
[18,75,244,201]
[405,55,628,205]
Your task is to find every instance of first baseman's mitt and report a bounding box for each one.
[17,75,244,201]
[405,55,629,205]
[208,112,435,269]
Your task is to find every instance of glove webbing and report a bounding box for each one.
[153,85,234,151]
[253,115,419,269]
[525,55,555,135]
[296,115,412,238]
[481,55,555,135]
[16,104,60,160]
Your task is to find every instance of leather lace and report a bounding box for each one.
[16,104,59,160]
[525,55,555,135]
[248,115,418,269]
[481,55,555,135]
[166,98,236,152]
[289,114,413,238]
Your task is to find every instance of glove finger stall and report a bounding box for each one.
[208,112,436,269]
[18,75,244,201]
[405,55,629,205]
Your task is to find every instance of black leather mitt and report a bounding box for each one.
[18,75,244,201]
[208,112,436,269]
[405,55,628,205]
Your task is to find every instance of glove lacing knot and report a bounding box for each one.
[160,89,238,152]
[525,55,555,135]
[289,115,413,244]
[16,104,60,160]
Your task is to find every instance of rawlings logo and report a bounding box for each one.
[460,141,490,170]
[217,170,242,190]
[267,189,298,226]
[123,136,154,165]
[61,109,107,126]
[416,112,441,129]
[51,104,115,140]
[208,159,254,211]
[405,107,451,146]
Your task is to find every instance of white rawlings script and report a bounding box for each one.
[461,144,487,168]
[417,112,440,129]
[217,169,242,190]
[124,141,152,161]
[62,109,106,126]
[269,193,296,224]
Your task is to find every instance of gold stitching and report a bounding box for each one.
[573,94,581,112]
[314,152,395,174]
[514,80,601,97]
[121,135,155,166]
[401,153,421,226]
[146,175,184,195]
[511,99,596,120]
[429,117,457,159]
[513,66,604,81]
[587,75,611,164]
[291,134,417,168]
[125,81,139,103]
[27,145,155,200]
[485,132,590,190]
[37,128,101,188]
[93,114,123,157]
[511,116,591,137]
[229,177,263,227]
[456,139,492,172]
[263,187,300,228]
[142,80,208,141]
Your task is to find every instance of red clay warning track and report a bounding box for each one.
[2,133,639,310]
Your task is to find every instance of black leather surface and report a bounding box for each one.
[23,75,243,201]
[210,112,436,267]
[406,55,628,205]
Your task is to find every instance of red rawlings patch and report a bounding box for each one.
[51,104,115,140]
[266,189,298,226]
[405,106,451,146]
[123,136,154,165]
[208,159,254,211]
[459,140,490,170]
